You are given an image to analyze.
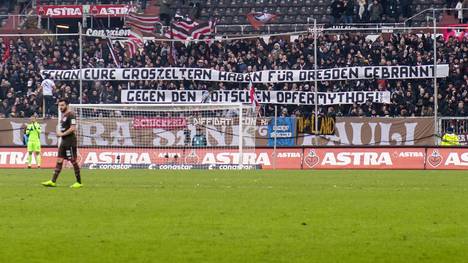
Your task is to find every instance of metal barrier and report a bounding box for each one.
[404,7,468,26]
[439,117,468,135]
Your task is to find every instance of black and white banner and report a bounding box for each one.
[121,90,391,105]
[42,65,449,83]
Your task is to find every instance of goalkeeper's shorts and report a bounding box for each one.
[27,141,41,152]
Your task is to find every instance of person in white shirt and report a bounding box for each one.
[456,0,463,23]
[39,74,56,117]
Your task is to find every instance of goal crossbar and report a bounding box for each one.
[68,103,258,170]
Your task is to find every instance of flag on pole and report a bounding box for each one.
[107,38,120,67]
[125,30,144,58]
[164,15,215,41]
[191,20,216,40]
[249,80,262,116]
[168,40,177,65]
[246,12,277,30]
[125,12,160,33]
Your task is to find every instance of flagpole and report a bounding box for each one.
[313,18,319,140]
[79,22,83,105]
[432,10,439,144]
[273,105,278,170]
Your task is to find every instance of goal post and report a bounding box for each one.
[69,103,258,170]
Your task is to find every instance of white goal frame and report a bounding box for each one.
[66,103,257,169]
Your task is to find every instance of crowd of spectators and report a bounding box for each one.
[0,31,467,118]
[330,0,414,24]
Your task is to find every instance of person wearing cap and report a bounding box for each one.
[441,127,461,146]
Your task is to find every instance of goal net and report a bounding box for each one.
[68,103,258,170]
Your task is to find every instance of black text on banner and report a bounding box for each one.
[121,90,392,105]
[42,65,449,83]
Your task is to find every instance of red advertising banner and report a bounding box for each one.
[0,147,466,170]
[75,148,302,170]
[89,5,134,17]
[302,148,426,170]
[37,5,83,18]
[0,147,301,169]
[426,148,468,170]
[0,148,59,168]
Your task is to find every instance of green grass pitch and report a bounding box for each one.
[1,169,467,263]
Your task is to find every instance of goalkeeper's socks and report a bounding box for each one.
[36,154,42,168]
[27,152,32,167]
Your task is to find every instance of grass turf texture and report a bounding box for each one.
[0,169,467,263]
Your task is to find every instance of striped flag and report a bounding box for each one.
[125,12,160,33]
[107,38,120,67]
[164,16,215,41]
[125,30,144,58]
[191,20,215,40]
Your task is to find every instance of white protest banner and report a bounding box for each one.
[121,90,391,105]
[42,64,449,83]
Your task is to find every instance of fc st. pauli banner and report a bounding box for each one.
[41,65,449,83]
[121,90,391,105]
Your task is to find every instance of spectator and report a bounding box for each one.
[330,0,345,24]
[456,0,464,23]
[39,74,56,117]
[386,0,400,22]
[357,0,369,22]
[400,0,413,18]
[343,0,355,23]
[368,0,384,23]
[464,0,468,23]
[0,100,9,116]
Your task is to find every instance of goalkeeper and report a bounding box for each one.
[26,115,42,168]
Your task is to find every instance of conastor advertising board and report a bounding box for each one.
[0,147,466,170]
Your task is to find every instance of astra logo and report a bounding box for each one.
[398,152,424,157]
[276,152,301,158]
[46,7,82,16]
[321,152,393,166]
[202,153,270,165]
[444,152,468,166]
[304,151,393,167]
[84,152,151,164]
